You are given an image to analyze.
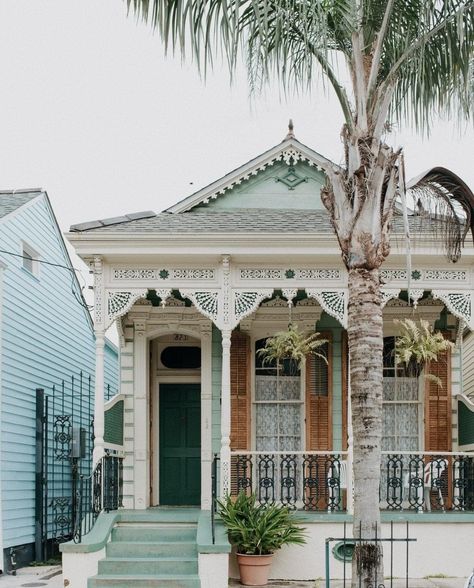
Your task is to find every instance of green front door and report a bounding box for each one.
[159,383,201,506]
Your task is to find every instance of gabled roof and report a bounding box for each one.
[0,189,42,219]
[165,137,337,213]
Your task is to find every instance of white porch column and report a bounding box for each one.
[93,331,106,464]
[92,257,106,465]
[219,328,232,497]
[133,321,149,509]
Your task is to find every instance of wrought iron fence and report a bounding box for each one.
[231,452,349,511]
[35,374,94,561]
[325,521,416,588]
[73,451,123,543]
[230,451,474,512]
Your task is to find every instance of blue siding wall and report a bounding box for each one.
[0,194,117,551]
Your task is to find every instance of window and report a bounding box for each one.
[382,337,421,452]
[160,346,201,369]
[22,243,39,277]
[254,338,303,452]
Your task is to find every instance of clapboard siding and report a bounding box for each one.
[462,331,474,397]
[0,194,117,550]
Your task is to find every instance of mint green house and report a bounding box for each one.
[63,132,474,586]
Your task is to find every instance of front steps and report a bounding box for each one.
[88,509,201,588]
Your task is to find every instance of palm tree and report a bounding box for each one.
[125,1,474,584]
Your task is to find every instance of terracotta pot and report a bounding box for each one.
[237,553,273,586]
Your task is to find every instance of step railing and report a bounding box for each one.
[211,453,219,545]
[229,451,474,512]
[73,450,124,543]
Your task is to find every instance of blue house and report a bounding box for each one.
[0,189,118,572]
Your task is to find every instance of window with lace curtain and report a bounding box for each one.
[254,338,303,452]
[382,337,421,452]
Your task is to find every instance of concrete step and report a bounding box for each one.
[119,509,200,525]
[98,556,198,576]
[106,540,197,558]
[112,524,197,542]
[88,574,201,588]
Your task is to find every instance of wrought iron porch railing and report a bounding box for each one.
[73,451,124,543]
[231,451,349,511]
[230,451,474,512]
[381,451,474,512]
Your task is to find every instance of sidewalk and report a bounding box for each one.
[0,565,62,588]
[230,579,468,587]
[0,569,468,587]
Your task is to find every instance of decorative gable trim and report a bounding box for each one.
[165,139,337,213]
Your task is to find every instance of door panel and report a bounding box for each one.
[159,384,201,505]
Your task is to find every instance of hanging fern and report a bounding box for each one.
[257,324,328,369]
[394,318,454,387]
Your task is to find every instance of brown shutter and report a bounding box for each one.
[230,330,251,451]
[424,346,452,452]
[342,332,348,451]
[306,333,332,451]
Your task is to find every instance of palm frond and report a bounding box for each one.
[407,166,474,262]
[256,324,328,368]
[394,318,454,386]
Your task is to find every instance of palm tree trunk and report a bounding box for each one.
[348,267,384,587]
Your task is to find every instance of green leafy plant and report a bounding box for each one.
[257,324,327,369]
[394,318,454,387]
[217,492,306,555]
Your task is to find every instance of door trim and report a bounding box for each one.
[152,377,200,506]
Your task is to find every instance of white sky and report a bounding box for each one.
[1,1,474,285]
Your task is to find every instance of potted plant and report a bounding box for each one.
[256,323,327,371]
[394,318,454,385]
[218,492,306,586]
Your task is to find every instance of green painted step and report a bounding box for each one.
[112,524,197,542]
[88,574,201,588]
[106,540,197,558]
[98,556,198,575]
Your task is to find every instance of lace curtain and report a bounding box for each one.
[382,377,420,452]
[255,375,302,452]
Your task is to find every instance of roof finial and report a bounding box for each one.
[285,119,295,140]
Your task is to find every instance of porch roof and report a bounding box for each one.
[70,208,434,235]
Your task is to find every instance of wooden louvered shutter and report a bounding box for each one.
[424,346,452,452]
[230,330,251,451]
[230,330,250,496]
[341,332,348,451]
[306,334,332,451]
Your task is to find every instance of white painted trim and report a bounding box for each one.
[133,322,149,509]
[148,324,212,509]
[166,138,336,213]
[104,392,125,411]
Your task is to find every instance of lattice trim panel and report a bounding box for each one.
[306,289,347,328]
[112,268,216,281]
[432,291,473,330]
[381,269,469,284]
[239,268,341,281]
[233,290,274,326]
[180,289,220,326]
[107,289,148,328]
